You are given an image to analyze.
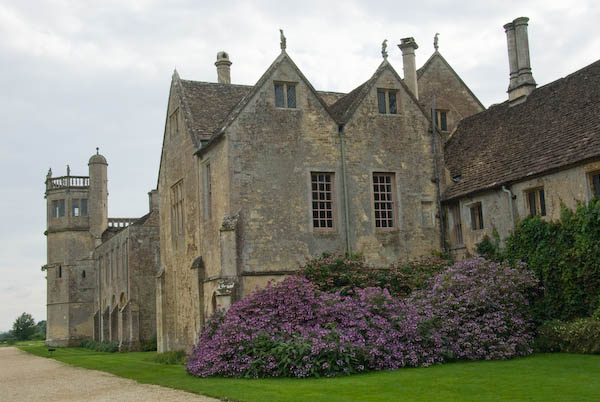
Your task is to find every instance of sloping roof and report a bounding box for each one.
[195,51,339,156]
[329,60,430,125]
[178,80,252,146]
[443,59,600,201]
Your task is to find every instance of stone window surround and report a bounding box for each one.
[469,201,484,230]
[52,199,65,218]
[377,88,398,115]
[421,200,434,227]
[524,186,546,217]
[310,171,336,231]
[170,179,185,248]
[435,109,449,132]
[587,170,600,200]
[274,81,297,109]
[71,198,88,217]
[169,107,180,138]
[372,172,398,231]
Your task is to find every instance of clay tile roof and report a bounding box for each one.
[443,59,600,201]
[179,80,252,145]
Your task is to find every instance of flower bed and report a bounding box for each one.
[186,258,538,378]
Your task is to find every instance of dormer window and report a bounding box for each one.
[377,89,397,114]
[274,82,296,108]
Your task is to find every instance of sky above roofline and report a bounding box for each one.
[1,0,599,332]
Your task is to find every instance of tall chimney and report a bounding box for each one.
[398,37,419,99]
[215,51,232,84]
[504,17,536,104]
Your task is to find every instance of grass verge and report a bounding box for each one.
[18,345,600,402]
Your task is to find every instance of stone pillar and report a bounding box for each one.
[128,303,141,352]
[93,311,100,341]
[398,37,419,99]
[215,51,232,84]
[118,303,131,352]
[155,269,168,353]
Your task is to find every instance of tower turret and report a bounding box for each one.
[88,148,108,246]
[44,152,100,346]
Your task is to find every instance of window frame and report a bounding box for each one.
[469,202,484,230]
[52,199,65,218]
[169,108,180,138]
[588,170,600,199]
[435,109,448,132]
[170,179,185,247]
[372,172,397,231]
[377,89,398,115]
[525,187,546,217]
[274,82,297,109]
[310,172,336,232]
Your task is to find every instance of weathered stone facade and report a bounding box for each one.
[156,39,483,351]
[45,153,160,349]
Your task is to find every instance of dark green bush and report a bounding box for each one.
[535,318,600,354]
[299,252,451,297]
[477,200,600,322]
[141,335,157,352]
[80,339,119,353]
[153,350,186,365]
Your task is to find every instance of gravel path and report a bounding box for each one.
[0,347,220,402]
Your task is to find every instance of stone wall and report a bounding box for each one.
[446,159,600,254]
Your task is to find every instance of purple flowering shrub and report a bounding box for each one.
[186,258,539,378]
[411,257,539,361]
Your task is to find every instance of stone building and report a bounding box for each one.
[44,151,160,349]
[442,17,600,255]
[155,35,482,351]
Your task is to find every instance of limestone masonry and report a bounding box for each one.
[45,17,600,351]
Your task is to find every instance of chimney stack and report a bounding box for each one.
[215,51,232,84]
[398,37,419,99]
[504,17,536,104]
[148,189,159,212]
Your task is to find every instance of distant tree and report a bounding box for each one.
[33,320,46,340]
[0,331,16,343]
[12,313,36,341]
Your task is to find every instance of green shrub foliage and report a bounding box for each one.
[300,253,451,297]
[154,350,187,365]
[477,200,600,322]
[141,335,157,352]
[80,339,119,353]
[535,318,600,354]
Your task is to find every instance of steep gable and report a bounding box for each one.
[443,59,600,200]
[417,52,484,133]
[330,60,430,125]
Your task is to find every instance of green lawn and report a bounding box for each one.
[19,345,600,402]
[0,339,45,348]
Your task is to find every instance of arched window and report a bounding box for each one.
[58,265,62,278]
[82,270,86,279]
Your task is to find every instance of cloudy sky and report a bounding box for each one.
[0,0,598,332]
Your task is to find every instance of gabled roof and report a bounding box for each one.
[329,60,430,124]
[417,51,485,111]
[177,77,252,148]
[443,59,600,201]
[195,50,339,156]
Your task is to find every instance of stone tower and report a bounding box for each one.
[44,150,108,346]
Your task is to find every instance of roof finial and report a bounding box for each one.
[381,39,388,59]
[96,147,99,155]
[434,33,440,51]
[66,165,71,176]
[279,29,286,51]
[47,168,52,178]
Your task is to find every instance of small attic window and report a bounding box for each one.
[377,89,397,114]
[169,108,180,138]
[435,109,448,131]
[275,82,296,108]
